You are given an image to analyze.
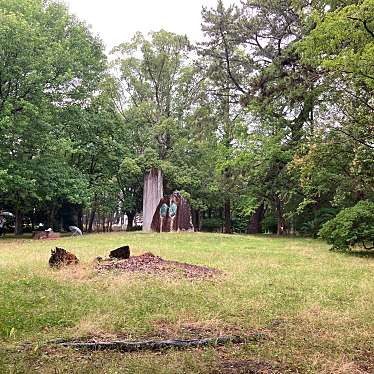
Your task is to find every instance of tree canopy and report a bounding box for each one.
[0,0,372,248]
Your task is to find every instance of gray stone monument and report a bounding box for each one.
[142,168,163,231]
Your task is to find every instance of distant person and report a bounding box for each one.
[69,225,83,236]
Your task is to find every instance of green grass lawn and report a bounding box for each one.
[0,232,373,373]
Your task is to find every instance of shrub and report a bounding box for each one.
[319,201,374,251]
[201,218,223,232]
[300,208,338,238]
[232,214,248,233]
[261,213,277,234]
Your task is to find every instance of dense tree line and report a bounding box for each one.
[0,0,372,247]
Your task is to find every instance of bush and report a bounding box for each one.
[319,201,374,251]
[300,208,338,238]
[201,218,223,232]
[261,213,277,234]
[232,214,248,233]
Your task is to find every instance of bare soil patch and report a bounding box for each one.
[212,359,281,374]
[97,252,220,279]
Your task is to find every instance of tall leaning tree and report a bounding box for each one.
[231,0,324,234]
[199,0,250,233]
[112,30,198,231]
[0,0,107,234]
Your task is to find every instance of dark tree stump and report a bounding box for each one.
[49,247,79,268]
[109,246,130,259]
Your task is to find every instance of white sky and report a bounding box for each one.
[64,0,238,53]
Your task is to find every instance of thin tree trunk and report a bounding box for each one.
[192,209,199,231]
[31,210,35,232]
[223,198,232,234]
[96,214,100,233]
[198,210,203,232]
[77,206,83,232]
[88,209,96,233]
[47,205,55,230]
[275,197,287,235]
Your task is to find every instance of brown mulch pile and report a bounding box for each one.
[97,252,220,279]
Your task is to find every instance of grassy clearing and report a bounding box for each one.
[0,232,373,373]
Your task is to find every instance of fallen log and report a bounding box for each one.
[56,334,265,352]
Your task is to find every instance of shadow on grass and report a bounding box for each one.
[0,233,73,241]
[340,250,374,258]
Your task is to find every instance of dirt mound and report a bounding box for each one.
[97,252,220,279]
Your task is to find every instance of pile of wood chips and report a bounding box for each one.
[96,252,220,279]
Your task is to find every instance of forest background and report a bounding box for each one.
[0,0,373,249]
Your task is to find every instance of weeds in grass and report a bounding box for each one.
[0,232,373,373]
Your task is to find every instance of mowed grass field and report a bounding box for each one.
[0,232,373,373]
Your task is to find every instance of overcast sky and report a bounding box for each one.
[64,0,238,53]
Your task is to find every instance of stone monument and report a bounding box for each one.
[142,168,163,232]
[151,192,194,232]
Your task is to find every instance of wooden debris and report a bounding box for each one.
[49,247,79,268]
[53,333,266,352]
[97,252,220,279]
[109,245,130,259]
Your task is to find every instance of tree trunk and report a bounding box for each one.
[192,209,203,232]
[96,215,100,233]
[192,209,199,231]
[208,209,212,219]
[247,203,265,234]
[88,209,96,233]
[198,210,203,232]
[275,196,287,235]
[223,198,232,234]
[143,168,163,232]
[77,206,83,232]
[47,205,55,230]
[126,211,135,231]
[31,210,35,232]
[14,209,23,235]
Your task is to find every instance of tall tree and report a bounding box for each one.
[112,30,200,230]
[0,0,107,233]
[293,0,374,209]
[199,0,249,233]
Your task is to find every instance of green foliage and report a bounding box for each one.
[231,214,248,233]
[0,0,372,240]
[201,218,223,232]
[261,212,278,234]
[299,0,374,89]
[300,208,338,238]
[319,201,374,251]
[0,0,107,231]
